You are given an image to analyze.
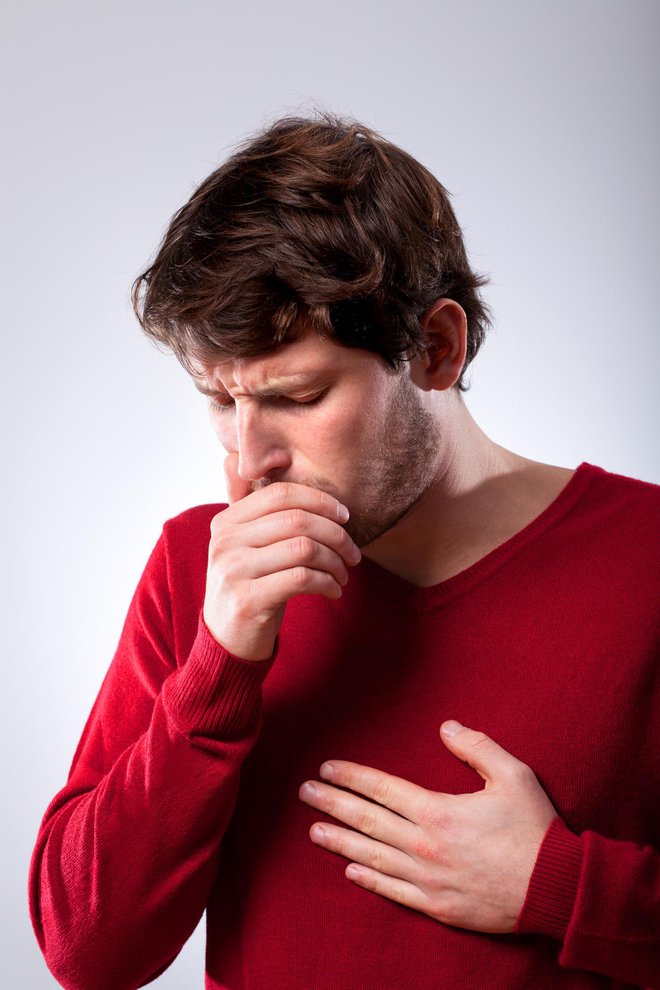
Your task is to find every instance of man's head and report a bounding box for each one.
[187,300,468,548]
[131,109,491,393]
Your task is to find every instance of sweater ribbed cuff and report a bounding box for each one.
[163,610,277,739]
[514,816,584,941]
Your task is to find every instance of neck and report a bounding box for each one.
[361,393,559,587]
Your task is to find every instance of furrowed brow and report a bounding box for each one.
[193,372,325,400]
[193,382,229,397]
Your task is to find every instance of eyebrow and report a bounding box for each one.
[193,371,326,400]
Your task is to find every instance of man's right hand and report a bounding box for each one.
[202,452,362,661]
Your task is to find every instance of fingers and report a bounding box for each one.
[309,822,416,884]
[223,451,254,504]
[206,469,356,660]
[244,537,352,589]
[246,565,346,607]
[299,778,419,850]
[219,475,350,527]
[440,723,532,785]
[236,510,360,570]
[311,761,431,823]
[342,865,427,916]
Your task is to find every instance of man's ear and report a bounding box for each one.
[412,298,467,391]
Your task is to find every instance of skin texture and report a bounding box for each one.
[198,302,454,659]
[192,297,573,929]
[255,369,442,551]
[298,721,558,934]
[203,467,362,661]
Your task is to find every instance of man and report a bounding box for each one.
[29,112,659,989]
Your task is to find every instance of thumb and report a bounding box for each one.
[439,721,526,786]
[223,451,254,505]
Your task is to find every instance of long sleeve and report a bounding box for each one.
[28,526,276,990]
[515,816,660,986]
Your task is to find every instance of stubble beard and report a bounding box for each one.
[341,375,440,548]
[253,375,440,549]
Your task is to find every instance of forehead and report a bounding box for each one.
[191,326,364,389]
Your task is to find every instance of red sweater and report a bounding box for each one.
[29,461,660,989]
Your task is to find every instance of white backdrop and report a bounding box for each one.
[2,1,658,986]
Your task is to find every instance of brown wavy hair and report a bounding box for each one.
[131,109,492,391]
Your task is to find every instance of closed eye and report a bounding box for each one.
[208,390,328,413]
[208,396,234,412]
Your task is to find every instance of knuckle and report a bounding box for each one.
[511,761,537,786]
[210,511,228,538]
[370,776,392,807]
[418,802,452,832]
[339,527,354,551]
[429,892,459,925]
[291,565,310,588]
[369,845,386,874]
[270,481,294,505]
[311,487,329,512]
[393,878,412,907]
[470,732,491,752]
[355,808,379,837]
[412,831,445,864]
[208,526,231,558]
[330,829,345,855]
[212,548,236,582]
[231,595,255,625]
[292,535,315,561]
[285,508,310,532]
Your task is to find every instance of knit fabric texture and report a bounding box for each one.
[29,462,660,989]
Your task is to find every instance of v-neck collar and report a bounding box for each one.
[353,461,603,613]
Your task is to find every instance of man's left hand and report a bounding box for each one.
[298,721,558,934]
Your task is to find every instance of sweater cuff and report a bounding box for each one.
[163,610,277,739]
[514,816,584,941]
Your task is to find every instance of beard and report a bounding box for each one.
[253,374,440,549]
[339,374,440,548]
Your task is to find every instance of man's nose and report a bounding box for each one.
[235,402,291,481]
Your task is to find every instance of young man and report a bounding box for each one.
[29,112,660,989]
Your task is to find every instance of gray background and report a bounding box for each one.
[2,0,658,986]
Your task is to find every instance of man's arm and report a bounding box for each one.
[28,528,275,990]
[29,460,361,990]
[516,815,660,985]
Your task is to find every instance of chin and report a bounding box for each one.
[351,496,420,549]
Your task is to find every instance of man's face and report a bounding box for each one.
[192,326,441,548]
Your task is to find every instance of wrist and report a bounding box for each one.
[203,611,277,663]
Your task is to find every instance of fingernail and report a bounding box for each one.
[300,781,317,798]
[320,762,335,780]
[337,503,350,522]
[441,720,463,737]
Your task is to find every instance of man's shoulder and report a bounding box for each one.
[145,503,230,607]
[157,502,230,569]
[573,462,660,557]
[582,461,660,512]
